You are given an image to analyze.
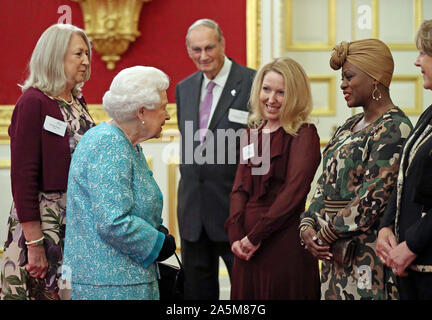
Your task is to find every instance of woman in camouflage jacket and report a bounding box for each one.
[300,39,413,300]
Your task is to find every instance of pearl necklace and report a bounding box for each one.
[56,96,74,106]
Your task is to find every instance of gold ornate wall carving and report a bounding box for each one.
[0,2,259,143]
[74,0,151,70]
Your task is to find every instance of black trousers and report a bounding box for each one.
[398,269,432,300]
[181,228,234,300]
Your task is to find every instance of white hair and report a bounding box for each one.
[21,24,92,97]
[186,18,224,47]
[103,66,169,123]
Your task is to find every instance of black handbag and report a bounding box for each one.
[157,252,184,300]
[331,238,358,268]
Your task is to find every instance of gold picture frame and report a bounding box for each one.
[284,0,336,51]
[167,157,180,249]
[351,74,423,116]
[352,0,422,50]
[247,0,262,69]
[0,106,13,144]
[393,74,423,115]
[0,159,10,169]
[310,75,337,116]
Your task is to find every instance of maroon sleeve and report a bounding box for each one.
[225,156,249,245]
[9,92,43,222]
[247,125,321,245]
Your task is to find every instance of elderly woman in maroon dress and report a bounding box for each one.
[225,57,321,299]
[0,24,95,300]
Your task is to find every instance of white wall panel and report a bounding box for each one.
[292,0,329,43]
[259,0,432,203]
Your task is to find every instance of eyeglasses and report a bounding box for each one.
[188,44,217,56]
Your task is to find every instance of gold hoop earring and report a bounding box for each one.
[372,83,382,101]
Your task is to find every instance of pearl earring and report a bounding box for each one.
[141,120,145,125]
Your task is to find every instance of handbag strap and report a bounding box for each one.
[174,252,184,270]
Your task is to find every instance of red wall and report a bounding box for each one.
[0,0,247,105]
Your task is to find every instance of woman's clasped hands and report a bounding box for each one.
[231,236,261,261]
[376,227,417,277]
[301,226,333,261]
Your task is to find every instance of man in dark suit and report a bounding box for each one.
[175,18,255,299]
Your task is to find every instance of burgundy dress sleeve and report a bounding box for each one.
[247,125,321,245]
[225,153,249,245]
[9,92,43,222]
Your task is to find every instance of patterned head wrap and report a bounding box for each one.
[330,39,394,88]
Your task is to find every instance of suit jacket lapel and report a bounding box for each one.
[401,106,432,175]
[208,61,243,130]
[185,72,203,128]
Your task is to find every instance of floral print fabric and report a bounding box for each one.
[0,97,95,300]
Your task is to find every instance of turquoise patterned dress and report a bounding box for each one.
[62,121,165,300]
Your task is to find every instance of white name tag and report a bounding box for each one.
[43,116,67,137]
[228,108,249,124]
[242,143,255,161]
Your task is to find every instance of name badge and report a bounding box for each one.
[43,116,67,137]
[242,143,255,161]
[228,108,249,125]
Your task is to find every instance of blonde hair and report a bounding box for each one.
[248,57,313,135]
[416,20,432,56]
[21,24,92,97]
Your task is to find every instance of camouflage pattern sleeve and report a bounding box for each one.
[300,172,326,230]
[299,121,349,230]
[317,115,413,243]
